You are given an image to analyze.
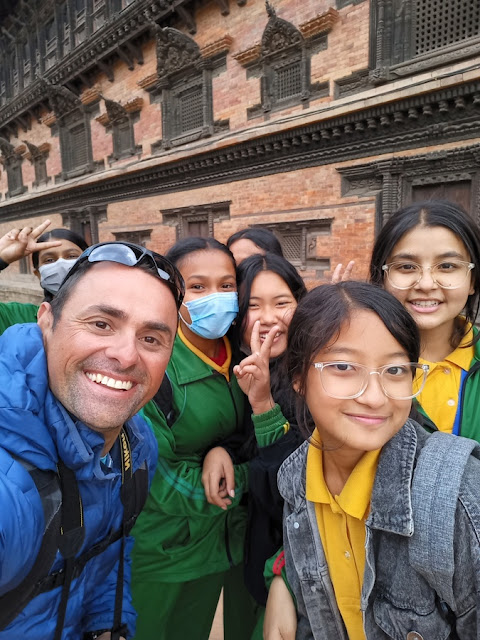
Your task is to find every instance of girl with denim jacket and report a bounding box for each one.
[278,281,480,639]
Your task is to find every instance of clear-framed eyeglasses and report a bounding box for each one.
[312,361,430,400]
[382,260,474,290]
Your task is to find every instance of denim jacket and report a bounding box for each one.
[278,419,480,639]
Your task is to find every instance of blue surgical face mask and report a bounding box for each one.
[180,291,238,340]
[38,258,77,294]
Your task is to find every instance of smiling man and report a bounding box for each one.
[0,243,183,640]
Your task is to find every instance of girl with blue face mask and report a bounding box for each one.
[131,237,258,640]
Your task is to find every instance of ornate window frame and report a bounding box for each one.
[161,201,231,239]
[0,138,26,199]
[254,219,332,271]
[338,144,480,230]
[96,97,142,164]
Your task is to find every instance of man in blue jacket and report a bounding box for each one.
[0,242,184,640]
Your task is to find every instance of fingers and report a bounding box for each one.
[30,239,62,253]
[250,319,261,355]
[261,324,279,359]
[31,219,52,239]
[341,260,355,281]
[17,226,33,243]
[5,228,20,242]
[331,263,343,284]
[224,460,236,499]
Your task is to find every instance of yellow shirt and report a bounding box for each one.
[306,432,381,640]
[416,329,474,433]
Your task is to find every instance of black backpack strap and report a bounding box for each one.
[0,463,62,630]
[53,460,85,640]
[152,375,175,427]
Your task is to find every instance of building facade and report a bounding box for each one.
[0,0,479,284]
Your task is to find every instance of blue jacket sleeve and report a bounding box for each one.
[0,448,44,595]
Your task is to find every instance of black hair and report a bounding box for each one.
[287,281,420,437]
[166,236,235,270]
[232,253,306,350]
[227,228,284,259]
[32,228,88,270]
[369,199,480,349]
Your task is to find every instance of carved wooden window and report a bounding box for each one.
[60,2,71,55]
[6,162,25,198]
[44,19,57,70]
[112,118,135,159]
[93,0,107,31]
[416,0,480,56]
[23,41,32,87]
[75,0,87,45]
[371,0,480,79]
[259,7,309,112]
[161,202,231,239]
[62,206,107,246]
[12,52,19,97]
[34,157,48,186]
[257,220,332,270]
[154,28,218,148]
[59,110,93,178]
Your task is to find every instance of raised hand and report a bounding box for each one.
[331,260,355,284]
[233,320,278,414]
[0,219,62,265]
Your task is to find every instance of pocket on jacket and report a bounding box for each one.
[372,596,453,640]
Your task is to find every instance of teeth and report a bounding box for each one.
[86,372,133,390]
[412,300,439,307]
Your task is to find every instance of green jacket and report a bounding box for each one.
[0,302,38,334]
[415,327,480,441]
[132,332,249,583]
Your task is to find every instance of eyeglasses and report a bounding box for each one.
[60,242,185,309]
[313,361,429,400]
[382,260,474,290]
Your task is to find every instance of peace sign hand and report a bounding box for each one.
[233,320,278,415]
[0,219,62,266]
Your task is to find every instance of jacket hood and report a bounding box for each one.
[0,323,117,476]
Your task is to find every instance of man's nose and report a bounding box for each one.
[105,334,139,369]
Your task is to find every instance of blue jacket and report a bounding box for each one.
[0,324,158,639]
[278,420,480,639]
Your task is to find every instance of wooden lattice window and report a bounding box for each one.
[93,0,107,31]
[75,0,87,45]
[273,60,302,102]
[112,118,135,159]
[44,19,57,70]
[59,110,93,178]
[169,82,205,139]
[415,0,480,56]
[6,162,25,197]
[161,202,231,239]
[34,157,48,185]
[257,220,332,270]
[23,41,31,87]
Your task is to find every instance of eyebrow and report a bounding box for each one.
[324,346,408,360]
[389,251,465,261]
[249,294,293,300]
[83,305,174,336]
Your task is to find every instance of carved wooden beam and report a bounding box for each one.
[97,60,114,82]
[116,46,134,71]
[125,40,144,65]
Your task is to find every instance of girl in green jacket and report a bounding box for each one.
[131,237,257,640]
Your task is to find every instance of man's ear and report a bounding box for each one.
[37,302,53,334]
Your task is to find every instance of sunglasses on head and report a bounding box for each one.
[59,242,185,309]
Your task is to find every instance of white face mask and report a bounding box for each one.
[38,258,77,294]
[179,291,239,340]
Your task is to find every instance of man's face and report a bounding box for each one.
[38,262,178,437]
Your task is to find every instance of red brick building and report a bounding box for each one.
[0,0,479,287]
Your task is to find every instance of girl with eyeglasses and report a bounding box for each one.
[277,281,480,639]
[131,237,257,640]
[369,200,480,439]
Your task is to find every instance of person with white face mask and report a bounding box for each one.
[0,221,88,333]
[132,236,258,640]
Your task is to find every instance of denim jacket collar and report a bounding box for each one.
[278,418,428,537]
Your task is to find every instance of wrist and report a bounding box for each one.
[251,396,275,415]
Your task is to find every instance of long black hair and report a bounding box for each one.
[287,281,420,436]
[370,200,480,349]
